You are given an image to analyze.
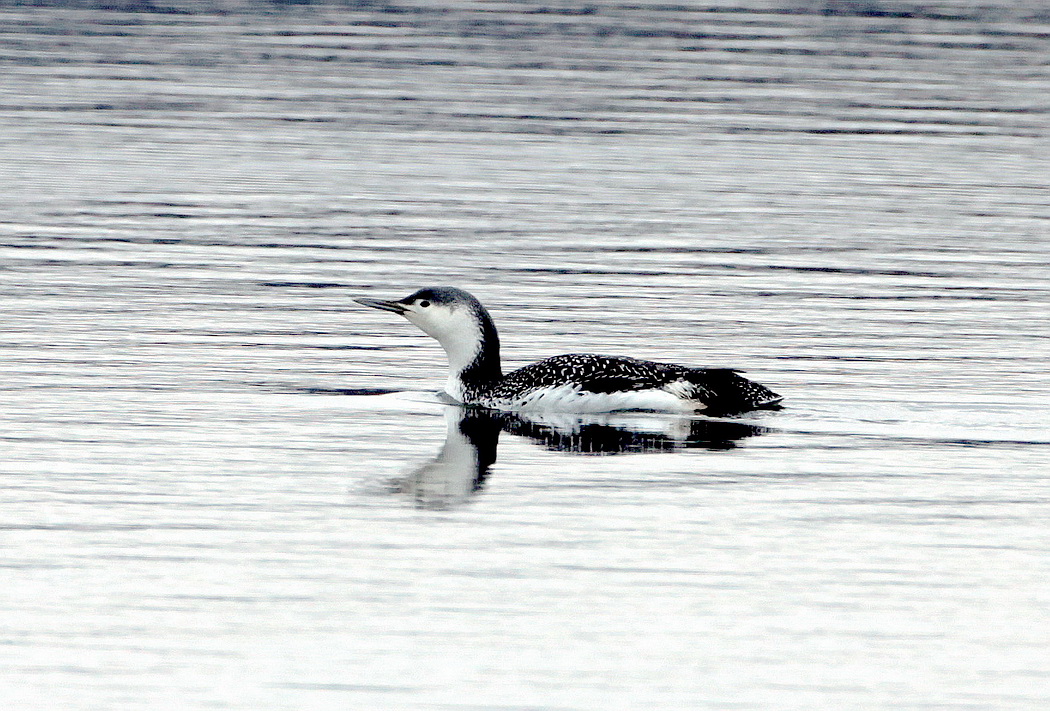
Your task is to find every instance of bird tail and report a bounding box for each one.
[686,368,782,414]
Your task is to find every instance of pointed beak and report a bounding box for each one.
[354,297,408,315]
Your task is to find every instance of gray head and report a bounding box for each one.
[355,287,485,338]
[355,287,502,384]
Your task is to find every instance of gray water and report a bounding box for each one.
[2,2,1049,709]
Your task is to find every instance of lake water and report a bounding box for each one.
[2,2,1049,709]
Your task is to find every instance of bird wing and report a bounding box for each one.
[502,354,688,394]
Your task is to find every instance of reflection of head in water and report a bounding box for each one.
[391,407,768,508]
[393,408,503,510]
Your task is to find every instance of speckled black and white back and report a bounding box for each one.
[472,354,781,414]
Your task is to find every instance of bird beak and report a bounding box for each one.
[354,297,408,314]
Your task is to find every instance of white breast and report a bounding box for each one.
[484,383,701,414]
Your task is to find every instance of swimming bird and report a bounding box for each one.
[355,287,782,414]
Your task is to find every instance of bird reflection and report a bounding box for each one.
[392,407,502,509]
[497,410,764,455]
[392,406,767,509]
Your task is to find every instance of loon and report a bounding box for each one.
[355,287,782,414]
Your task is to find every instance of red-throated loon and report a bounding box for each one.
[355,287,782,414]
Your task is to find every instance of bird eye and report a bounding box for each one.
[418,300,430,308]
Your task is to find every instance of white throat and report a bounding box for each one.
[429,322,483,402]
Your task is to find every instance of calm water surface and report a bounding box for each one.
[2,2,1049,709]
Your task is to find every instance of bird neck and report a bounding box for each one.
[438,311,502,401]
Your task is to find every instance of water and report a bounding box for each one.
[2,2,1049,708]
